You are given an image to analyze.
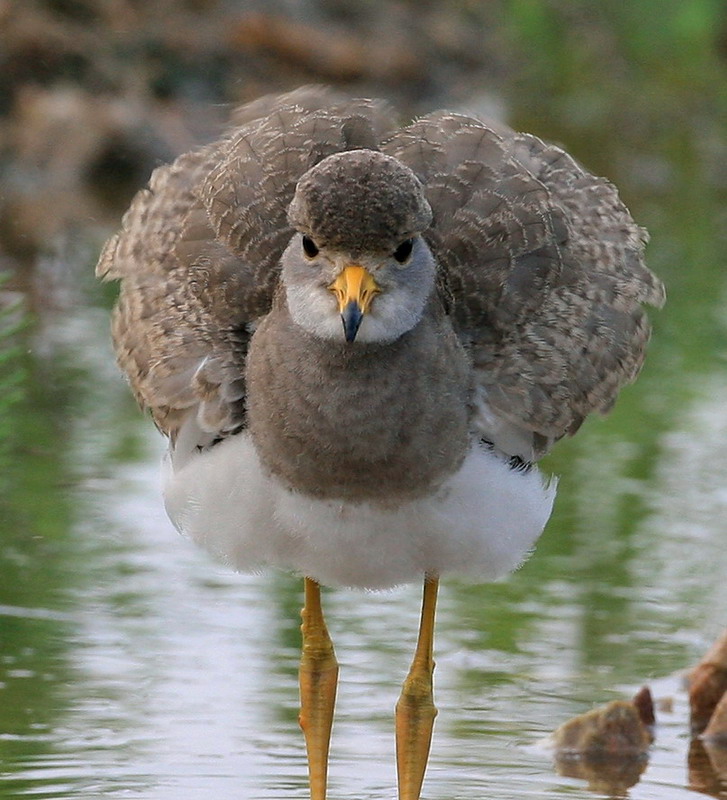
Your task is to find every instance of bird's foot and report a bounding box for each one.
[395,575,439,800]
[299,578,339,800]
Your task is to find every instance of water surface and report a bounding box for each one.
[2,268,727,799]
[3,24,727,794]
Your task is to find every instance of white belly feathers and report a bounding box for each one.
[163,431,556,590]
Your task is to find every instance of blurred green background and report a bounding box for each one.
[1,2,727,798]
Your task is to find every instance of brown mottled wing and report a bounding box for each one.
[97,139,238,439]
[97,87,397,441]
[386,112,665,458]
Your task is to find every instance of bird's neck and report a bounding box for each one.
[245,299,473,502]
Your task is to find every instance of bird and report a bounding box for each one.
[96,85,665,800]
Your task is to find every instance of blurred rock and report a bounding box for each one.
[0,84,181,263]
[552,689,654,759]
[551,688,654,796]
[687,629,727,735]
[0,0,507,275]
[632,685,656,728]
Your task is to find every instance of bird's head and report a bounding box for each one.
[281,149,436,344]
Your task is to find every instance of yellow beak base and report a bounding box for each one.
[328,265,380,342]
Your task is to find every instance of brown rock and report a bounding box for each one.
[687,630,727,735]
[552,691,655,796]
[632,685,655,728]
[552,693,654,759]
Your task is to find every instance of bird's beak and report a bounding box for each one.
[328,265,380,343]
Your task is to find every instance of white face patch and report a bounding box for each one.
[282,237,436,345]
[285,281,347,342]
[285,280,430,344]
[351,282,430,343]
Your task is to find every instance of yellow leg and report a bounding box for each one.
[396,574,439,800]
[299,577,339,800]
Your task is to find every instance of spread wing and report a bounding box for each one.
[97,87,397,443]
[386,112,665,459]
[99,90,663,460]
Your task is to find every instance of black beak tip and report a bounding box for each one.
[341,300,364,343]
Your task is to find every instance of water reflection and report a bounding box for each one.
[689,740,727,798]
[3,297,727,796]
[3,41,727,800]
[555,754,648,798]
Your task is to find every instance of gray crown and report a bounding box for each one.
[288,149,432,254]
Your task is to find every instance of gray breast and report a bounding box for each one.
[246,298,472,502]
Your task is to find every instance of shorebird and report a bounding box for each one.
[97,86,664,800]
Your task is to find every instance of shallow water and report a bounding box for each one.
[3,34,727,796]
[2,281,727,800]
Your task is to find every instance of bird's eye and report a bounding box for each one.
[393,238,414,264]
[302,235,319,259]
